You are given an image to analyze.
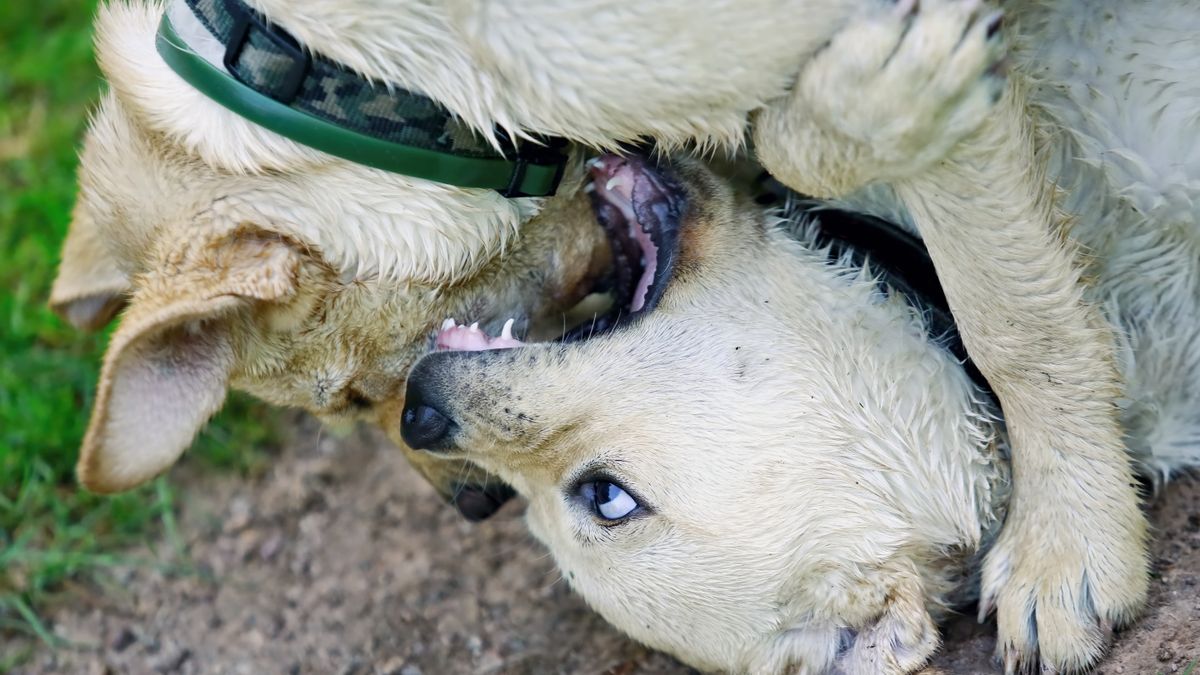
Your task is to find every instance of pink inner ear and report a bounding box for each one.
[57,293,127,331]
[83,320,235,493]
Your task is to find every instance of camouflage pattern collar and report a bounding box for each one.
[156,0,572,197]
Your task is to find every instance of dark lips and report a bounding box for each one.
[561,154,686,342]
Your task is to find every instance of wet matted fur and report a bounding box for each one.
[51,1,1196,669]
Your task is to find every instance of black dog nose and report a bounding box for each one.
[402,357,460,451]
[401,403,453,450]
[452,483,516,522]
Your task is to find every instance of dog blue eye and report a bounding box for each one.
[580,479,639,521]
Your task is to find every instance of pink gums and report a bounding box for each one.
[589,159,658,313]
[435,319,524,351]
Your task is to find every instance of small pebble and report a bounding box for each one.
[110,627,137,652]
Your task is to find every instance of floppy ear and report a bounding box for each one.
[50,200,132,330]
[78,232,301,493]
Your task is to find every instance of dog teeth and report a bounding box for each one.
[583,183,596,194]
[469,322,480,332]
[585,157,604,169]
[501,318,515,340]
[605,176,624,191]
[441,318,456,330]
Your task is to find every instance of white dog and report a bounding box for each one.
[53,0,1169,668]
[399,0,1200,671]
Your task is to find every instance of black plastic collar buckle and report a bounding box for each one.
[222,1,311,104]
[498,132,571,198]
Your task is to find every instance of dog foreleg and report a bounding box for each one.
[893,82,1149,674]
[752,1,1149,671]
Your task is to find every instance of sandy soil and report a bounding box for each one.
[8,414,1198,675]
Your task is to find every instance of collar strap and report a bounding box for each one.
[810,207,997,402]
[156,0,571,197]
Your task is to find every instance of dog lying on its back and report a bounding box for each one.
[399,0,1200,670]
[55,1,1156,668]
[402,149,1200,672]
[405,153,1006,673]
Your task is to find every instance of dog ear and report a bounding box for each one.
[77,231,302,493]
[50,200,131,330]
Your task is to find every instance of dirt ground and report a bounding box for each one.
[9,414,1199,675]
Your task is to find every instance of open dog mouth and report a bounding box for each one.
[435,153,686,351]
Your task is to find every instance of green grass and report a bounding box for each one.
[1162,659,1199,675]
[0,0,278,653]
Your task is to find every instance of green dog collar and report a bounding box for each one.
[155,0,570,197]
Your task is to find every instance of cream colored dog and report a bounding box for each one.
[52,57,612,515]
[53,0,1159,669]
[399,1,1200,672]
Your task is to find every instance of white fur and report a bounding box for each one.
[59,1,1194,668]
[406,164,1011,673]
[403,0,1200,671]
[1018,0,1200,484]
[96,1,547,285]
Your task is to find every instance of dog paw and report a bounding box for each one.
[838,612,939,675]
[798,0,1006,183]
[979,504,1149,674]
[836,572,940,675]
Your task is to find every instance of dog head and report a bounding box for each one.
[50,2,610,517]
[402,156,1008,670]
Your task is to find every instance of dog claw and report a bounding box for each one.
[1099,618,1114,643]
[1002,646,1019,675]
[894,0,918,18]
[977,595,994,622]
[984,9,1004,39]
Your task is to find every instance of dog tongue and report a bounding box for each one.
[435,318,524,351]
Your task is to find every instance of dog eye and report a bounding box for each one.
[579,479,639,521]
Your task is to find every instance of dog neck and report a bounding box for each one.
[806,205,1011,597]
[782,201,998,404]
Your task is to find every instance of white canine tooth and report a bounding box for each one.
[605,176,624,191]
[583,183,596,194]
[441,318,456,330]
[585,157,603,169]
[501,318,515,340]
[470,322,480,332]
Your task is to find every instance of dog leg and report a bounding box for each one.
[835,566,939,675]
[753,2,1149,670]
[893,85,1148,674]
